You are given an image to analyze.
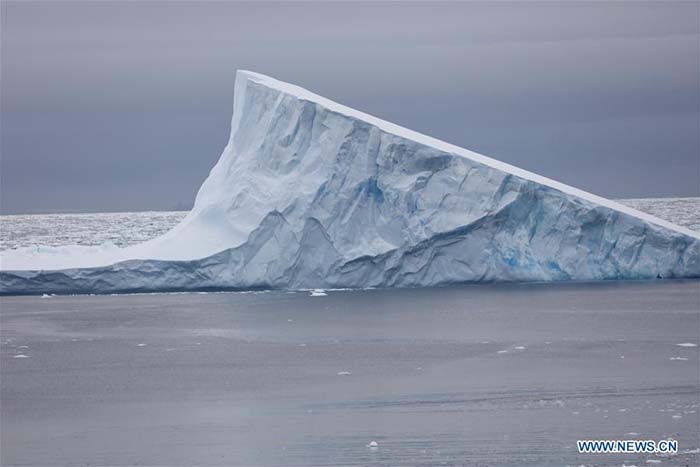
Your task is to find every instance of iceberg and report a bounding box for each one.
[1,71,699,294]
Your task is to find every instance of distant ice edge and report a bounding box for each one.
[1,70,699,295]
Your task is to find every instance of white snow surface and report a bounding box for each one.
[1,70,699,294]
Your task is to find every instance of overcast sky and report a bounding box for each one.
[1,1,698,214]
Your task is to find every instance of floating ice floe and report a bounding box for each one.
[13,354,29,358]
[2,71,699,295]
[676,343,697,347]
[669,356,688,361]
[368,441,378,448]
[337,371,352,376]
[310,290,328,297]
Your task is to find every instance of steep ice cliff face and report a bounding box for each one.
[1,71,699,294]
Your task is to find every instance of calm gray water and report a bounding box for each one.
[1,282,699,466]
[1,198,698,250]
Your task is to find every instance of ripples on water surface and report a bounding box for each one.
[619,197,700,232]
[0,198,698,251]
[0,211,187,250]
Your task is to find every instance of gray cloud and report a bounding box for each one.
[1,1,698,214]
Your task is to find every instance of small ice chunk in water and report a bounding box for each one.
[13,354,29,358]
[41,294,51,298]
[310,289,327,297]
[368,441,378,448]
[497,350,508,354]
[137,343,147,347]
[669,357,688,361]
[676,342,697,347]
[645,461,661,464]
[514,346,525,350]
[337,371,351,376]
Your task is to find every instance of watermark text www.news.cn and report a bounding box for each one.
[577,439,678,454]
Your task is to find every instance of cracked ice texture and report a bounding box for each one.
[1,71,698,294]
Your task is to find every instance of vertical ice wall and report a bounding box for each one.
[1,71,698,294]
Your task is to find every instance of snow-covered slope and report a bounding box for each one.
[1,71,698,294]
